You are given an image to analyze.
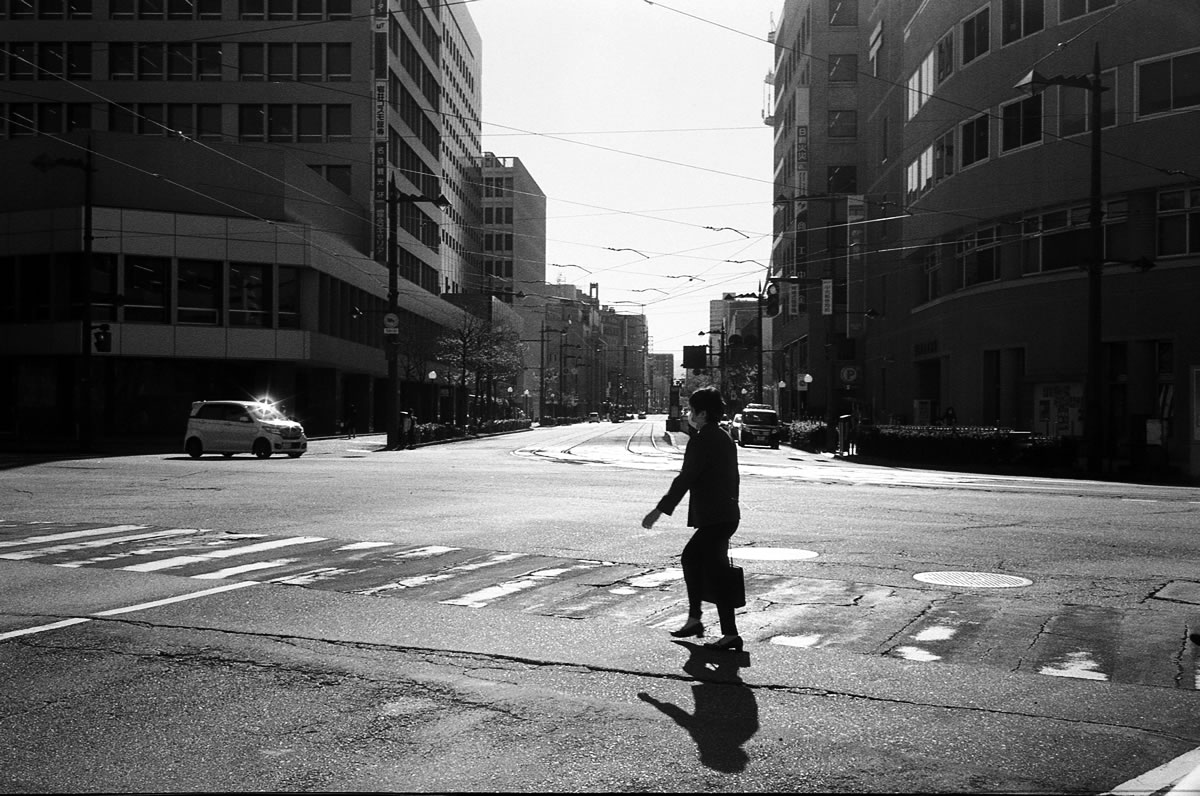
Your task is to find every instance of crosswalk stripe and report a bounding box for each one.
[119,536,326,572]
[441,563,602,609]
[123,555,209,572]
[356,551,524,596]
[0,528,200,561]
[191,559,296,579]
[202,536,326,559]
[0,525,148,548]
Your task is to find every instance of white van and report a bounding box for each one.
[184,400,307,459]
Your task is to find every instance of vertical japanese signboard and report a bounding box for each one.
[372,3,388,264]
[845,194,867,337]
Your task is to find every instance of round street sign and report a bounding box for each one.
[383,312,400,335]
[839,365,860,384]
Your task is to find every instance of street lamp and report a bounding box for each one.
[385,183,450,449]
[1015,43,1107,474]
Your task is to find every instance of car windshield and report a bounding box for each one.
[249,404,287,422]
[742,411,778,426]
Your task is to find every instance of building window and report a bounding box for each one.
[828,110,857,138]
[1021,201,1129,272]
[267,43,293,81]
[1060,0,1114,22]
[1137,49,1200,118]
[961,7,990,66]
[229,262,271,327]
[828,0,857,26]
[1157,188,1200,257]
[278,266,300,328]
[1001,0,1044,45]
[310,164,351,194]
[267,104,294,141]
[906,51,935,120]
[1001,94,1042,151]
[936,30,954,84]
[829,54,857,83]
[922,251,941,303]
[960,113,989,167]
[177,258,221,325]
[3,0,93,17]
[124,255,169,323]
[1060,69,1116,136]
[827,165,857,194]
[956,227,1000,287]
[241,0,345,20]
[933,129,955,181]
[238,103,348,142]
[868,21,883,77]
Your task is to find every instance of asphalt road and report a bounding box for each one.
[2,420,1199,792]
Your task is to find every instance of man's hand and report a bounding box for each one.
[641,509,662,529]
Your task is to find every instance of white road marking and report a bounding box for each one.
[336,541,394,550]
[0,528,200,560]
[1105,746,1200,794]
[0,581,257,641]
[357,552,524,595]
[0,618,91,641]
[119,536,325,572]
[440,564,600,608]
[190,559,296,579]
[0,525,148,548]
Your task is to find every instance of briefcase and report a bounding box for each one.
[702,561,746,608]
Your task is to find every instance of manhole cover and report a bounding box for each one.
[729,547,819,561]
[913,571,1032,588]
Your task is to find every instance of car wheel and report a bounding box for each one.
[252,438,272,459]
[185,438,203,458]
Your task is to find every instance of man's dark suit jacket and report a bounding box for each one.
[655,422,740,528]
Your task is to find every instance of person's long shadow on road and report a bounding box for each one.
[637,640,759,773]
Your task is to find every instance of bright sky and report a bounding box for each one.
[468,0,782,359]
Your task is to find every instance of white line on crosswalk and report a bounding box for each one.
[0,525,148,549]
[441,564,601,608]
[119,536,326,572]
[357,551,522,595]
[0,528,200,561]
[190,559,296,579]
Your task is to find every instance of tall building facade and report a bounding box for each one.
[478,152,546,298]
[0,0,485,441]
[768,0,1200,479]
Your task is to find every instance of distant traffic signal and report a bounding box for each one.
[682,345,707,369]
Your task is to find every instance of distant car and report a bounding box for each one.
[184,399,307,459]
[636,412,646,419]
[732,408,780,449]
[587,412,600,423]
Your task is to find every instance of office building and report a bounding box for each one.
[0,0,484,442]
[768,0,1200,478]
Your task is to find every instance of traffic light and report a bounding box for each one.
[682,345,707,369]
[92,324,112,353]
[765,282,780,317]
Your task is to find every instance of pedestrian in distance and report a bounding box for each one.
[344,403,357,439]
[642,386,743,652]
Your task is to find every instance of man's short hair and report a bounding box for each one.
[689,386,726,422]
